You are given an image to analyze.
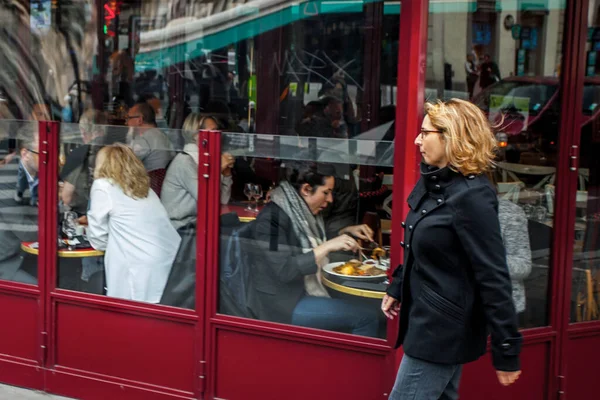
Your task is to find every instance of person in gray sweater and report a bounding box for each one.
[498,198,532,314]
[161,113,234,231]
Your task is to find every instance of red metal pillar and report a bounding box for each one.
[197,129,222,399]
[552,1,588,399]
[38,120,60,369]
[388,0,429,343]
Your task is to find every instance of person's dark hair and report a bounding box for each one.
[320,95,342,108]
[137,93,154,103]
[280,161,336,194]
[133,102,156,125]
[303,101,324,118]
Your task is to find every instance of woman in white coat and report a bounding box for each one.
[87,143,181,303]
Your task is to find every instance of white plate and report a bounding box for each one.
[323,261,387,281]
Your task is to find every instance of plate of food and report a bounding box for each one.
[323,260,387,281]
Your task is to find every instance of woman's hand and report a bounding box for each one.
[313,234,358,265]
[221,153,235,176]
[496,370,521,386]
[327,234,359,253]
[340,224,374,242]
[381,294,400,319]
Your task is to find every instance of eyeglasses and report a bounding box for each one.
[125,115,141,121]
[26,148,39,155]
[418,128,443,139]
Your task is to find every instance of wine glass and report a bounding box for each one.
[251,184,263,213]
[243,183,254,210]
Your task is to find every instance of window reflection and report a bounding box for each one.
[219,148,392,339]
[0,122,40,285]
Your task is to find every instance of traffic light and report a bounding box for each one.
[103,1,120,38]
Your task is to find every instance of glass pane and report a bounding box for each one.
[218,133,393,339]
[426,0,568,328]
[0,120,40,286]
[571,0,600,323]
[56,119,195,308]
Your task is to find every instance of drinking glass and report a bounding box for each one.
[251,184,263,213]
[243,183,254,210]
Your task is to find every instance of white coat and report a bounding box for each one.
[87,178,181,303]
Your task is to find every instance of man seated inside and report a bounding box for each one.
[14,103,50,206]
[0,129,39,284]
[61,110,108,216]
[297,96,347,139]
[127,102,174,195]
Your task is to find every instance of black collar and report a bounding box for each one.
[420,163,456,192]
[407,163,457,210]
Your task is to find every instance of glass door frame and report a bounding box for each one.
[555,0,600,398]
[39,121,206,399]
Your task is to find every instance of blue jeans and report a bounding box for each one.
[390,354,462,400]
[291,296,379,337]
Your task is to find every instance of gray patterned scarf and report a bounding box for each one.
[270,181,330,297]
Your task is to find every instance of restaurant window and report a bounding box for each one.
[0,0,398,321]
[209,0,398,339]
[0,120,41,287]
[55,118,197,309]
[218,133,394,339]
[570,0,600,323]
[426,0,568,328]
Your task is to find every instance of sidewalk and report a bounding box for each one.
[0,384,74,400]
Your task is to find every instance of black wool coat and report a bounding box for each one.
[387,163,522,371]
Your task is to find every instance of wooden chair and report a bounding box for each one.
[362,211,383,246]
[573,267,599,322]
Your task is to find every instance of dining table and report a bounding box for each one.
[21,241,104,258]
[322,274,387,299]
[220,202,263,222]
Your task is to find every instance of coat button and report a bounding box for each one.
[468,175,475,180]
[401,222,406,228]
[437,198,443,204]
[434,184,441,191]
[430,175,438,182]
[408,225,413,230]
[405,244,410,249]
[421,209,427,214]
[400,241,405,248]
[502,342,511,350]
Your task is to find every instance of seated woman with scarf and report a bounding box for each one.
[248,161,380,337]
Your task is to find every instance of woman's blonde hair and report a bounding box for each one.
[94,143,150,199]
[424,99,497,175]
[182,113,218,144]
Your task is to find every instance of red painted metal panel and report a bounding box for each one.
[47,369,194,400]
[460,342,550,400]
[0,292,39,361]
[0,358,43,390]
[53,302,196,392]
[214,329,389,400]
[565,335,600,400]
